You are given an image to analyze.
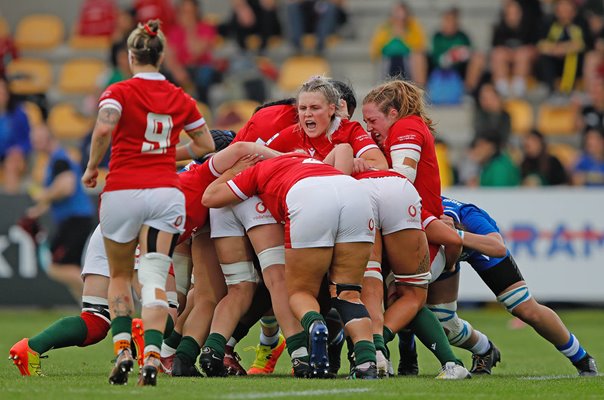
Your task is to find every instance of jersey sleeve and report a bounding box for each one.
[227,166,259,201]
[98,83,125,113]
[183,95,206,133]
[461,208,499,236]
[344,122,379,158]
[267,128,302,152]
[389,118,425,156]
[421,208,437,229]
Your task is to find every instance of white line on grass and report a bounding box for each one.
[518,375,589,380]
[222,388,371,399]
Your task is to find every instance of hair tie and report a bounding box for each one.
[144,24,157,37]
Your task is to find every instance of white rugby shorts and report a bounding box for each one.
[210,195,277,238]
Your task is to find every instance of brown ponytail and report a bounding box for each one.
[127,19,166,67]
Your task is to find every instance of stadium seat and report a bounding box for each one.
[197,101,213,127]
[505,99,534,135]
[23,101,44,128]
[69,34,111,51]
[58,59,106,94]
[536,104,577,136]
[6,58,53,95]
[15,14,65,51]
[215,100,260,132]
[548,142,579,171]
[278,56,331,93]
[48,103,93,141]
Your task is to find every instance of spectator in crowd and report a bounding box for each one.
[286,0,340,55]
[536,0,588,94]
[75,0,118,37]
[166,0,220,102]
[471,136,521,187]
[111,7,137,45]
[370,1,427,85]
[491,0,539,98]
[133,0,176,31]
[0,77,31,194]
[223,0,281,54]
[572,127,604,185]
[26,124,94,302]
[576,78,604,131]
[473,82,512,147]
[0,14,18,79]
[520,129,569,186]
[430,7,484,93]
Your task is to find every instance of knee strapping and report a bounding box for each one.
[364,261,383,281]
[393,271,432,287]
[497,284,532,312]
[172,253,192,295]
[221,261,259,285]
[257,246,285,271]
[167,291,179,310]
[331,297,370,326]
[427,302,473,346]
[138,252,171,308]
[81,295,110,322]
[79,311,110,346]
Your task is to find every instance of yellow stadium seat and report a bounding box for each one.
[6,58,53,95]
[23,101,44,128]
[58,59,106,94]
[215,100,260,132]
[15,14,64,51]
[505,99,534,135]
[197,101,213,127]
[48,103,94,141]
[536,104,577,136]
[69,34,111,51]
[278,56,331,93]
[548,142,579,170]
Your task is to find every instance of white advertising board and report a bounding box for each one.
[443,188,604,303]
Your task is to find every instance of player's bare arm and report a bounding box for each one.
[82,107,121,188]
[176,124,216,161]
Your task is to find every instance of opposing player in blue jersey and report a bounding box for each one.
[424,196,597,376]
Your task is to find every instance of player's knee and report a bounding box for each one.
[221,261,259,286]
[427,302,473,346]
[257,246,285,271]
[79,311,110,347]
[138,252,171,308]
[364,261,383,281]
[331,297,370,326]
[497,284,532,313]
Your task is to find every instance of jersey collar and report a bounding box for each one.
[133,72,166,81]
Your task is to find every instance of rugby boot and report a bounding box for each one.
[308,321,329,378]
[291,357,311,378]
[224,346,247,376]
[247,334,286,374]
[9,338,44,376]
[470,341,501,375]
[171,355,202,377]
[199,346,227,377]
[109,348,134,385]
[137,354,160,386]
[398,331,419,376]
[376,350,390,378]
[131,318,145,368]
[436,362,471,380]
[327,332,344,377]
[573,353,598,376]
[348,362,379,380]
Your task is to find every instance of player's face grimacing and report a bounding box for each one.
[297,91,336,138]
[362,102,397,147]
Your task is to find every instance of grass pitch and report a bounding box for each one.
[1,307,602,400]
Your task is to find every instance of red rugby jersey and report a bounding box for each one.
[269,119,378,160]
[384,115,442,219]
[231,104,297,145]
[98,72,205,192]
[227,154,341,223]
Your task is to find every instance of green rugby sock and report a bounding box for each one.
[176,336,201,364]
[409,307,462,366]
[29,316,88,354]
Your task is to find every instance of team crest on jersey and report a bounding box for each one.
[255,202,268,214]
[368,218,375,231]
[408,205,417,217]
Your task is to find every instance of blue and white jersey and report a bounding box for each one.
[442,196,510,271]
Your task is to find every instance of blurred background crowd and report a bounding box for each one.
[1,0,604,199]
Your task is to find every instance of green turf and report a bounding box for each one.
[1,308,602,399]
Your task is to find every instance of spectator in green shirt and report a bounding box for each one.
[471,136,520,187]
